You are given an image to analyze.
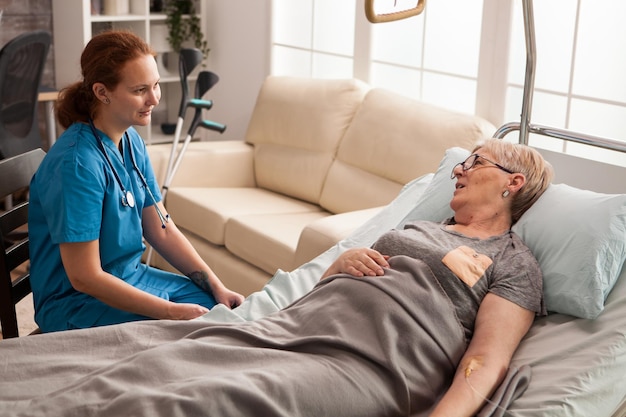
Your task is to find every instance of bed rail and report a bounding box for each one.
[494,122,626,154]
[499,0,626,155]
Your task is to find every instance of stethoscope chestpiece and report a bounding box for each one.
[122,190,135,208]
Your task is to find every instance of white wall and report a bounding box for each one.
[537,149,626,194]
[203,0,271,141]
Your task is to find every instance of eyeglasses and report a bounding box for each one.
[450,154,514,179]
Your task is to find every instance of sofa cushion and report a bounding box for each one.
[319,161,406,214]
[245,76,369,204]
[225,211,331,275]
[166,187,322,246]
[319,87,495,214]
[150,231,271,297]
[293,206,384,269]
[147,141,256,188]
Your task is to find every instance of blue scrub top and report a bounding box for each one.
[28,122,162,331]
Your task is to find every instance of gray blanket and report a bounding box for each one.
[0,256,524,416]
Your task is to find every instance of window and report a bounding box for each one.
[271,0,356,79]
[506,0,626,166]
[370,0,483,114]
[271,0,626,167]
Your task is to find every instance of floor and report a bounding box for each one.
[2,293,38,339]
[0,264,38,340]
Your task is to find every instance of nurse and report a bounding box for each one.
[28,29,244,332]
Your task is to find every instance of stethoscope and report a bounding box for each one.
[88,119,170,229]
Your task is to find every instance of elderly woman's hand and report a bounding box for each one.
[320,248,390,280]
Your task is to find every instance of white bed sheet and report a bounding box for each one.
[509,263,626,417]
[201,172,626,417]
[614,398,626,417]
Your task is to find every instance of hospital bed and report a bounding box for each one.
[198,1,626,414]
[0,142,622,417]
[199,139,625,416]
[0,1,623,415]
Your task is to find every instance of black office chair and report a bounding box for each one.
[0,148,45,338]
[0,31,51,160]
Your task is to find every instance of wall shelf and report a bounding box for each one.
[52,0,205,144]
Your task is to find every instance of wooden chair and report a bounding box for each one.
[0,148,45,338]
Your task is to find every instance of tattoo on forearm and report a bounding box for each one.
[186,270,212,293]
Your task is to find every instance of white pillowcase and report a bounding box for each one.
[513,184,626,319]
[398,146,469,227]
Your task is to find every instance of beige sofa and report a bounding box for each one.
[146,76,495,296]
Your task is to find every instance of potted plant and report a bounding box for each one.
[164,0,210,61]
[158,0,210,135]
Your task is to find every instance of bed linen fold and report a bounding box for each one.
[477,365,532,417]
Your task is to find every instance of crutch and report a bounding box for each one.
[145,69,225,265]
[162,49,212,193]
[161,70,225,199]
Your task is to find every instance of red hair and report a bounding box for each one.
[55,29,156,129]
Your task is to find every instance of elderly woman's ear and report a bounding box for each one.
[507,173,526,195]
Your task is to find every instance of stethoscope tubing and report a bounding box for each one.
[88,119,169,228]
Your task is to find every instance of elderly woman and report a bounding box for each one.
[0,139,552,417]
[324,138,553,416]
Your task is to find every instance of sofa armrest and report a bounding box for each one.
[147,141,256,188]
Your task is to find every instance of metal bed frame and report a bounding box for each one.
[494,0,626,155]
[365,0,626,154]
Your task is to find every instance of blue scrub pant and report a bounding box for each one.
[68,265,216,329]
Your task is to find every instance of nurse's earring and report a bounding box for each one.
[103,97,110,104]
[502,189,510,198]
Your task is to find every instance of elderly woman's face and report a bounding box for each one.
[449,150,511,213]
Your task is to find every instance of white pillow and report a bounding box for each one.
[513,184,626,319]
[398,147,469,227]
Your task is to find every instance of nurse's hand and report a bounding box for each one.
[166,302,210,320]
[213,287,245,310]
